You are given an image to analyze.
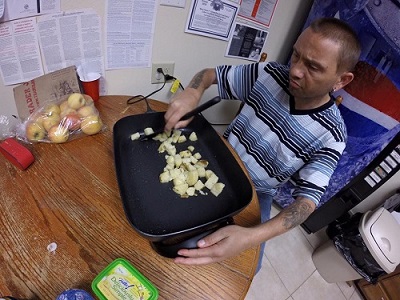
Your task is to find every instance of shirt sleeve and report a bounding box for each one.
[215,63,265,101]
[291,139,346,205]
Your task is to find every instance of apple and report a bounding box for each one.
[67,93,86,109]
[80,115,103,135]
[61,113,81,131]
[77,105,95,118]
[60,107,77,119]
[60,100,69,113]
[48,125,69,143]
[26,122,45,141]
[42,113,61,131]
[43,103,61,116]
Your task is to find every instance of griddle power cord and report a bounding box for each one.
[126,68,184,106]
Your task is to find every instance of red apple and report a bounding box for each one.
[61,113,81,131]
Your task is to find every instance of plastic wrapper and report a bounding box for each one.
[0,114,20,140]
[327,213,385,284]
[17,93,106,144]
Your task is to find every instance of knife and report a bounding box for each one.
[139,96,221,141]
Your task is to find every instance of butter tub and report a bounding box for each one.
[92,258,158,300]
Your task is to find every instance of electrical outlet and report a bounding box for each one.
[151,62,175,84]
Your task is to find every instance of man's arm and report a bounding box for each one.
[164,68,217,131]
[174,196,316,265]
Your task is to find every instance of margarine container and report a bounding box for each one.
[92,258,158,300]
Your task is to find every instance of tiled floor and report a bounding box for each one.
[244,204,365,300]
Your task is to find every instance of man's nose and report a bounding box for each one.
[290,61,305,79]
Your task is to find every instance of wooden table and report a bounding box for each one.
[0,95,260,300]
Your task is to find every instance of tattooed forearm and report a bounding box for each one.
[189,69,207,89]
[281,198,314,230]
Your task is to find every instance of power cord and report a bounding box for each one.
[126,68,184,107]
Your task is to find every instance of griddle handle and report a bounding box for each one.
[180,96,221,120]
[151,217,233,258]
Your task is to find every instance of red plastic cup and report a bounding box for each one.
[81,72,101,101]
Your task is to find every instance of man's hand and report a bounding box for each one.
[174,225,256,265]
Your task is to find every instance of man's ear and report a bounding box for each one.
[335,72,354,90]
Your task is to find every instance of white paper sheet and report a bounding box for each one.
[0,18,44,85]
[185,0,239,41]
[105,0,158,70]
[37,10,104,78]
[0,0,60,23]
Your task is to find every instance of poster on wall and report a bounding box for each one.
[274,0,400,209]
[238,0,278,28]
[185,0,239,41]
[225,22,267,61]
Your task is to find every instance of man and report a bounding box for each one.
[164,18,361,266]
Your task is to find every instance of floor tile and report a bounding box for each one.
[245,257,290,300]
[300,226,329,250]
[336,281,356,299]
[349,288,364,300]
[266,226,316,294]
[291,270,347,300]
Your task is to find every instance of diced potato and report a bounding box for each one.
[210,182,225,197]
[186,170,199,186]
[189,132,198,141]
[205,169,215,179]
[196,166,206,178]
[190,156,198,164]
[144,127,154,135]
[130,132,140,140]
[193,152,201,160]
[194,180,205,191]
[159,171,171,183]
[180,150,191,158]
[177,135,187,143]
[186,187,196,196]
[173,183,188,196]
[166,155,174,165]
[174,154,182,167]
[188,145,195,152]
[205,173,219,189]
[196,160,209,168]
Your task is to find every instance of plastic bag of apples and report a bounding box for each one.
[21,93,105,143]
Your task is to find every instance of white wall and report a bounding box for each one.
[0,0,313,121]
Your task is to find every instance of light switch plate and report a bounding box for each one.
[160,0,186,8]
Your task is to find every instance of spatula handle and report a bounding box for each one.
[180,96,221,121]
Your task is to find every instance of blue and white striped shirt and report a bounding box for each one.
[216,62,347,205]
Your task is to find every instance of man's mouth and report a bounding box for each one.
[289,79,301,89]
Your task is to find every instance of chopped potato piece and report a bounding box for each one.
[210,182,225,197]
[144,127,154,135]
[194,180,205,191]
[205,173,219,189]
[173,183,189,196]
[189,132,198,141]
[186,170,199,186]
[130,132,140,140]
[159,171,171,183]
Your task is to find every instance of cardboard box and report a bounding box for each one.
[13,66,82,120]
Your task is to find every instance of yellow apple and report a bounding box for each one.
[77,105,95,118]
[60,100,69,113]
[81,115,103,135]
[67,93,86,109]
[42,113,61,131]
[47,125,69,143]
[26,122,45,141]
[43,103,61,116]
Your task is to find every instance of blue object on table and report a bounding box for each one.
[56,289,94,300]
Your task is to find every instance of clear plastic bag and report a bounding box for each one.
[17,93,106,144]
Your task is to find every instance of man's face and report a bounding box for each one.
[288,28,342,105]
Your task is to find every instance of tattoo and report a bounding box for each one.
[189,70,207,89]
[281,198,314,230]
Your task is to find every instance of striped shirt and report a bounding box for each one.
[216,62,347,205]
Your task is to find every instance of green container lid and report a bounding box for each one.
[91,258,158,300]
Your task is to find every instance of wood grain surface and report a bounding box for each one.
[0,96,260,300]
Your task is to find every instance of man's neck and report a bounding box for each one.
[294,94,331,110]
